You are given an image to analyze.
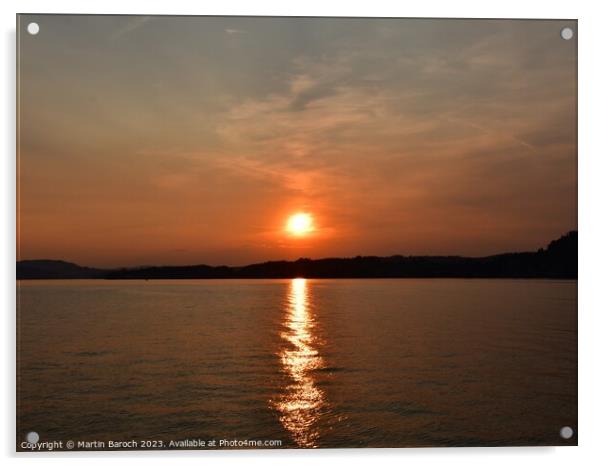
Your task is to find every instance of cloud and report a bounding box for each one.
[110,16,152,41]
[208,25,575,250]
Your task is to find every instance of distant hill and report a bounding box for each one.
[17,231,577,280]
[16,260,105,279]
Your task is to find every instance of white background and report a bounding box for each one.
[2,0,601,465]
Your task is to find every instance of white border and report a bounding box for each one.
[3,1,602,465]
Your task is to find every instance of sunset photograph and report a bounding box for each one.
[16,15,577,450]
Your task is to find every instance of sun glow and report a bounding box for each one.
[286,213,314,236]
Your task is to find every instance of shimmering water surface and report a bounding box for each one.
[17,279,577,448]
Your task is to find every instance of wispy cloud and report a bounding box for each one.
[110,16,152,41]
[225,28,246,35]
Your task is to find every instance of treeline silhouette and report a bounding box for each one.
[17,231,577,280]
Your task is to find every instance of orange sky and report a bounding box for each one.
[17,16,577,267]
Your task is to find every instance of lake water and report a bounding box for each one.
[17,279,577,449]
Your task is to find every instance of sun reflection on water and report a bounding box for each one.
[274,278,325,448]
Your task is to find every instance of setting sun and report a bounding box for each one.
[286,213,315,236]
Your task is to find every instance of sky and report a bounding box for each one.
[17,16,577,267]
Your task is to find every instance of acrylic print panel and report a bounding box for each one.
[16,15,577,451]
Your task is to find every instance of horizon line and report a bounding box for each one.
[16,230,577,271]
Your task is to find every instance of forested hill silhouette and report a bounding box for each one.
[17,231,577,280]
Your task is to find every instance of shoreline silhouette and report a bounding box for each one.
[17,231,577,280]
